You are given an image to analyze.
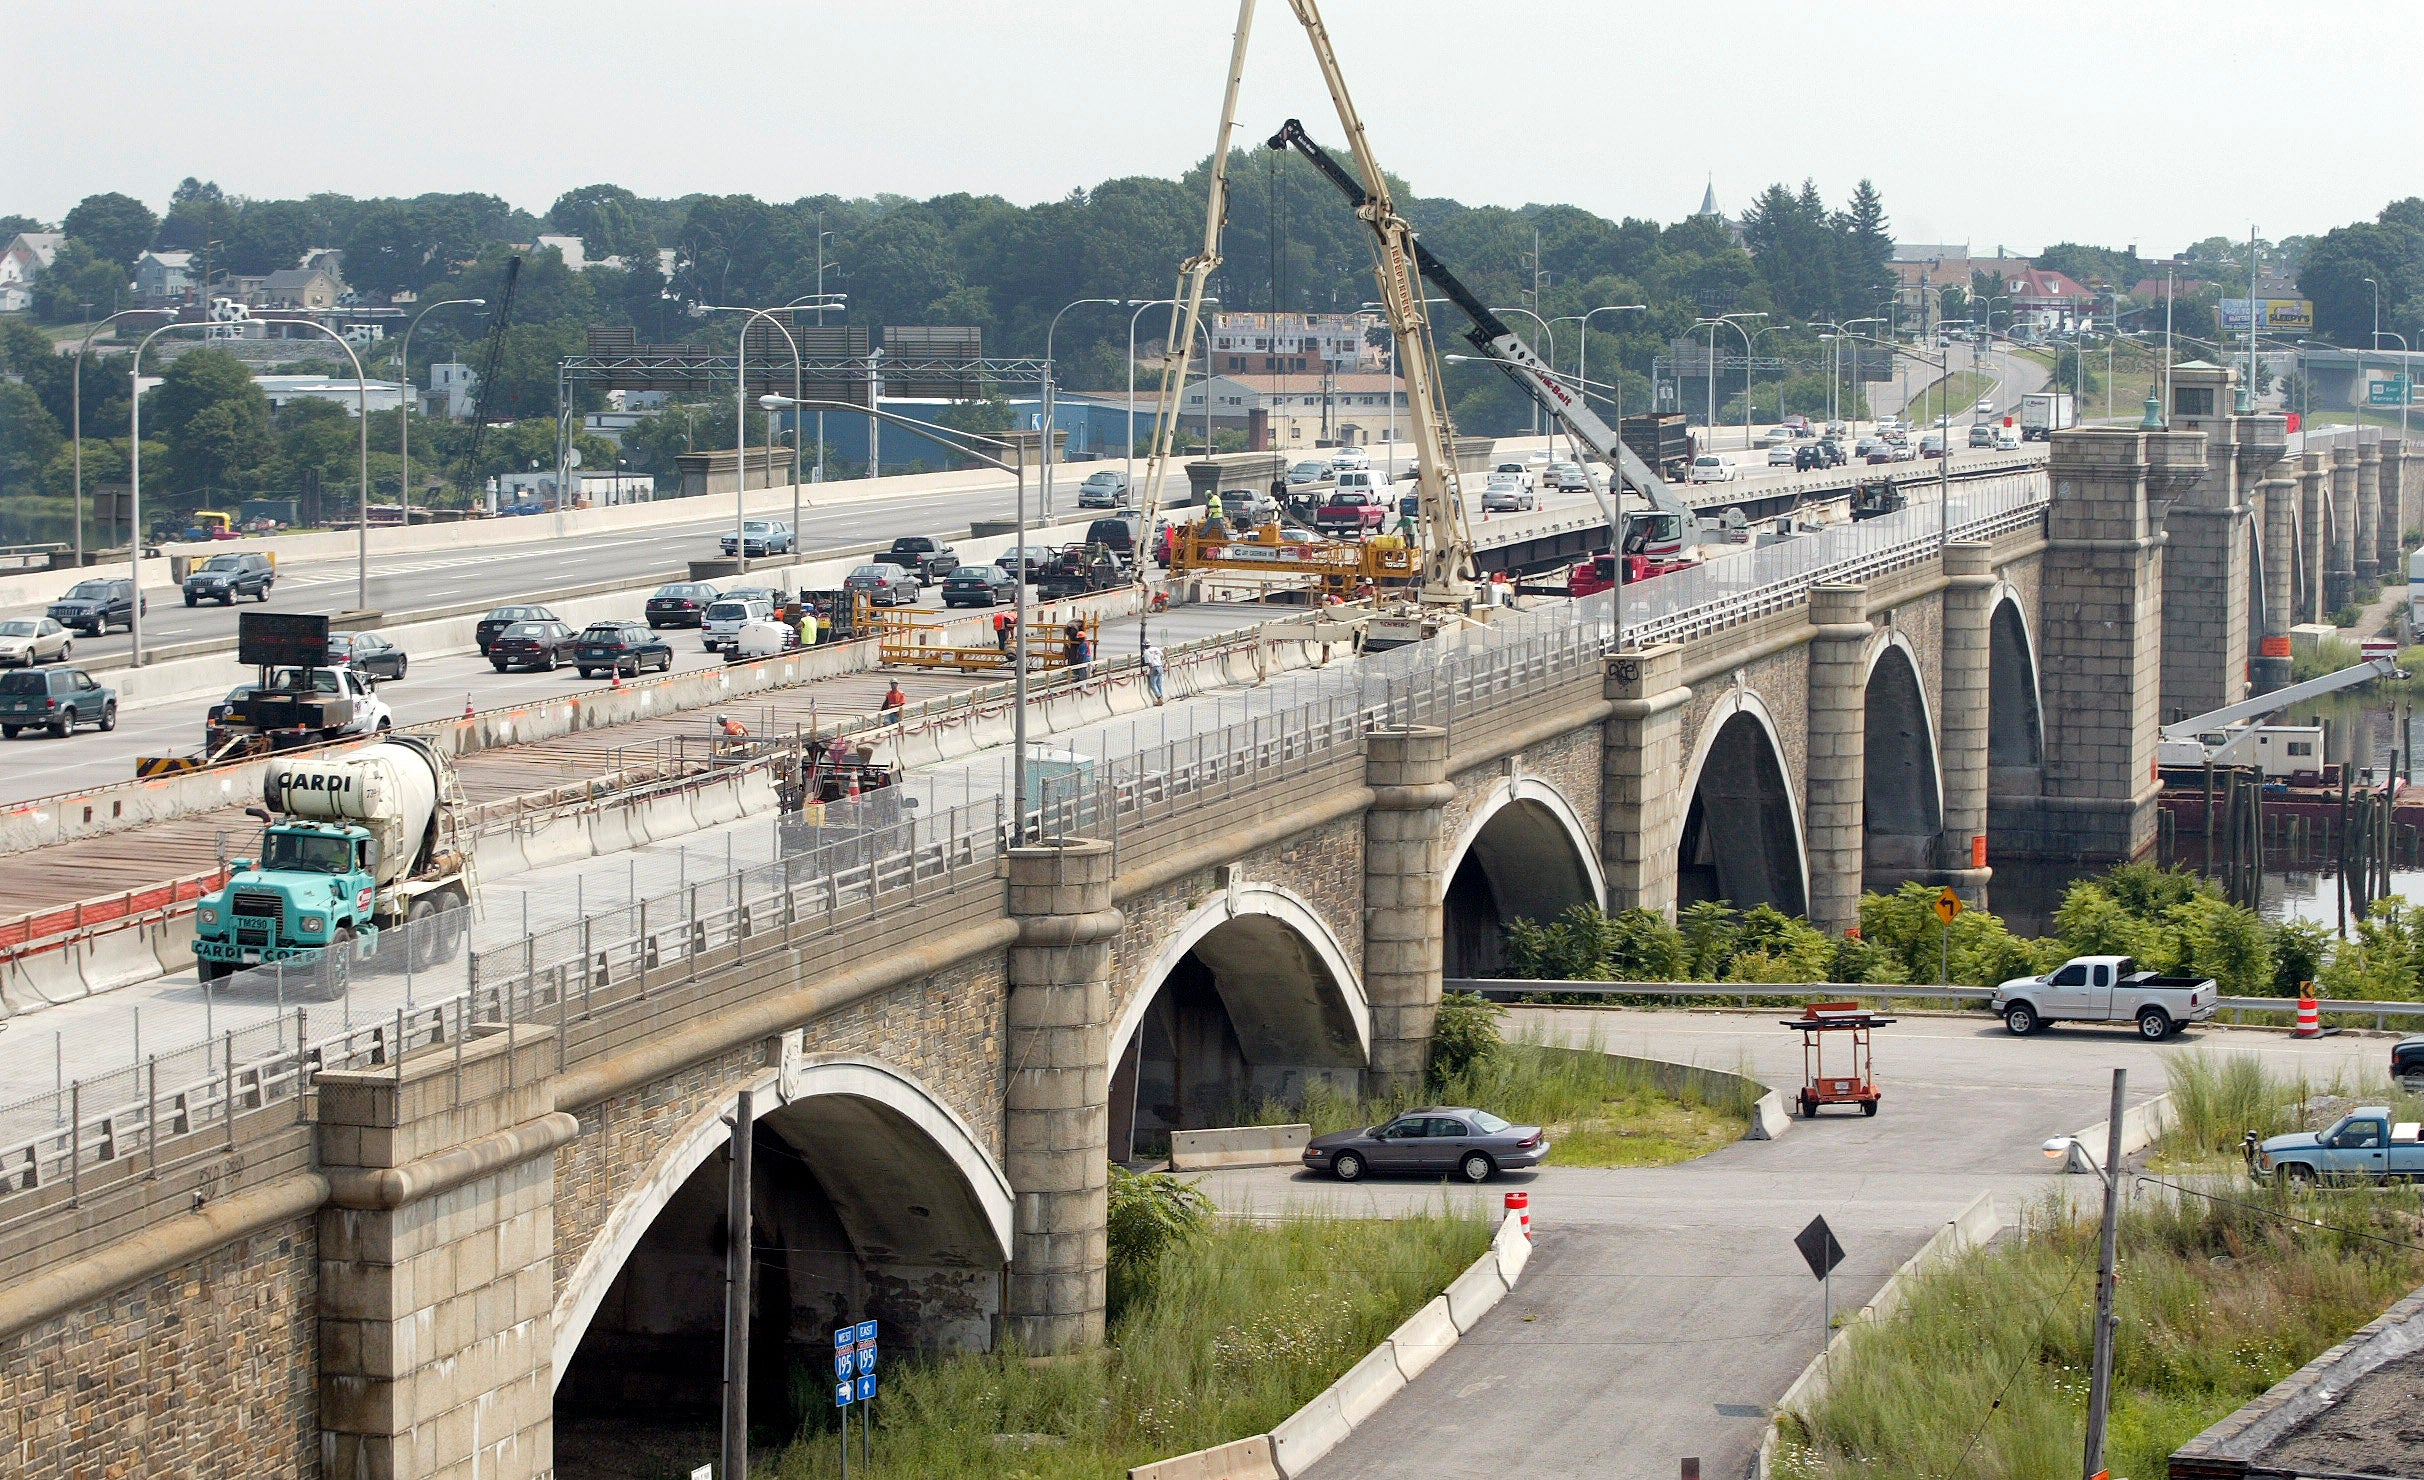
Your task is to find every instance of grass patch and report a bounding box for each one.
[2153,1049,2424,1170]
[1776,1186,2424,1480]
[1248,1035,1753,1169]
[762,1209,1491,1479]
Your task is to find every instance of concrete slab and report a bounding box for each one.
[1171,1123,1311,1170]
[1128,1433,1281,1480]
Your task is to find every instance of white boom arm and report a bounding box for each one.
[2160,658,2401,740]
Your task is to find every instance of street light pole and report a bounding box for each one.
[397,296,485,530]
[704,306,804,565]
[2082,1067,2126,1480]
[1492,305,1558,458]
[70,309,150,566]
[1044,297,1124,524]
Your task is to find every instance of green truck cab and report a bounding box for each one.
[192,735,467,985]
[194,821,383,978]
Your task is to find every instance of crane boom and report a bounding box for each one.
[1280,0,1474,609]
[1266,120,1697,559]
[455,255,521,499]
[1136,0,1256,534]
[2159,658,2400,741]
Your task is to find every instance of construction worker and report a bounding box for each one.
[992,609,1009,649]
[1395,504,1418,543]
[1142,637,1167,704]
[1203,488,1226,538]
[880,681,907,718]
[797,604,818,647]
[1064,623,1091,680]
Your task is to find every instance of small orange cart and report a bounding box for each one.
[1779,1003,1896,1117]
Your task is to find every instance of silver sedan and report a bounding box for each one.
[0,617,72,667]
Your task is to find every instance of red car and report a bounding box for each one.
[1313,489,1386,537]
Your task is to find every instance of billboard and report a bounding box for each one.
[2219,298,2315,332]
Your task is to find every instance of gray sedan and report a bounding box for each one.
[1302,1107,1549,1183]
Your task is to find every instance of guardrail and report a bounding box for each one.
[1451,979,2424,1031]
[0,473,2058,1229]
[0,544,68,574]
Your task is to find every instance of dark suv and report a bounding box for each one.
[883,536,960,582]
[644,582,719,629]
[47,578,144,635]
[182,551,275,606]
[573,622,673,678]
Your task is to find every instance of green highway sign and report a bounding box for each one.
[2370,377,2417,407]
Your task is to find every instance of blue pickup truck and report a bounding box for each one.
[2246,1107,2424,1185]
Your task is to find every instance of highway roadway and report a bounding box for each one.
[1199,1007,2385,1480]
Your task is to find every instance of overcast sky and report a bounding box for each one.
[11,1,2416,254]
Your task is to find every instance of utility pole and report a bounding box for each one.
[722,1089,754,1480]
[2082,1066,2125,1480]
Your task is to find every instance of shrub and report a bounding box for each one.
[1426,991,1504,1090]
[2266,918,2331,995]
[1106,1168,1210,1318]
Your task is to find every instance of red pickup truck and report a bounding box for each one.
[1313,488,1386,537]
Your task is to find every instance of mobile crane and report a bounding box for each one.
[1266,120,1705,580]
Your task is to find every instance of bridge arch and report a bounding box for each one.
[553,1058,1012,1442]
[1109,884,1366,1159]
[1862,632,1945,883]
[1676,688,1809,916]
[1441,776,1605,976]
[1988,589,2045,775]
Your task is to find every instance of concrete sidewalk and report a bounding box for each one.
[1189,1007,2384,1480]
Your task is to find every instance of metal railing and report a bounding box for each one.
[0,469,2055,1219]
[1457,979,2424,1032]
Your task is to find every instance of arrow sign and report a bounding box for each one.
[1795,1216,1846,1281]
[857,1373,878,1402]
[834,1379,855,1408]
[1934,887,1963,925]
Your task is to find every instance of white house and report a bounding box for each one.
[1208,311,1381,375]
[0,232,64,313]
[421,362,480,419]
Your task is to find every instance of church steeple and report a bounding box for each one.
[1695,175,1720,218]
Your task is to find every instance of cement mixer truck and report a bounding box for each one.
[192,735,472,984]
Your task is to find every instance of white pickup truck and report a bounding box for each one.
[1989,954,2219,1040]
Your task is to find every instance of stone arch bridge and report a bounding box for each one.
[1,426,2366,1478]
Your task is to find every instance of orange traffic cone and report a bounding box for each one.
[609,668,623,690]
[2295,992,2321,1038]
[462,694,475,719]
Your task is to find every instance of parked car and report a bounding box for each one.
[182,551,275,606]
[1219,488,1281,526]
[1993,427,2022,451]
[1990,954,2218,1039]
[1285,459,1333,488]
[940,564,1020,607]
[573,622,674,678]
[883,536,959,582]
[2247,1107,2424,1185]
[1767,444,1800,467]
[1330,445,1372,470]
[645,582,720,628]
[47,578,143,636]
[1313,488,1387,537]
[1546,462,1592,494]
[719,519,795,557]
[0,667,117,738]
[1076,470,1130,509]
[1967,424,1997,448]
[1973,398,1996,416]
[1824,420,1849,438]
[1302,1107,1549,1183]
[1085,514,1147,561]
[995,546,1058,581]
[1687,455,1736,484]
[844,563,922,608]
[487,619,579,672]
[702,598,776,650]
[0,617,71,667]
[1491,461,1536,492]
[1815,439,1846,467]
[1919,433,1948,458]
[323,631,407,682]
[476,605,560,655]
[1757,427,1793,447]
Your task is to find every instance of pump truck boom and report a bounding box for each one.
[1267,119,1702,575]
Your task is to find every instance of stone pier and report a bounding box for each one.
[1804,584,1870,932]
[1600,645,1691,920]
[1363,726,1452,1094]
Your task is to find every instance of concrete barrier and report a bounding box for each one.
[1169,1123,1311,1171]
[2063,1092,2174,1171]
[1387,1296,1458,1381]
[1,947,88,1016]
[78,925,170,997]
[1443,1255,1510,1333]
[1491,1211,1531,1286]
[1126,1435,1280,1480]
[1747,1089,1792,1141]
[1327,1339,1409,1428]
[1266,1387,1351,1477]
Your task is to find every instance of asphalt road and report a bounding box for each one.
[1191,1007,2386,1480]
[10,479,1041,663]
